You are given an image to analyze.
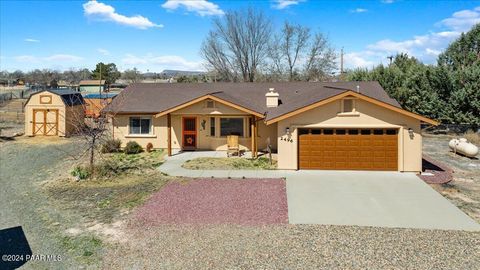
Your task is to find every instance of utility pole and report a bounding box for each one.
[99,64,102,95]
[340,47,344,75]
[387,55,394,65]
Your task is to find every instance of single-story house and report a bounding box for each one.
[84,93,117,118]
[24,89,84,136]
[79,80,106,93]
[104,82,438,172]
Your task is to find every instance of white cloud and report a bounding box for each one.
[343,53,375,68]
[271,0,304,10]
[162,0,224,16]
[437,7,480,31]
[381,0,395,4]
[83,0,163,29]
[122,54,148,65]
[24,38,40,43]
[122,54,204,70]
[350,8,368,13]
[14,55,39,63]
[43,54,83,62]
[344,6,480,69]
[97,48,110,55]
[14,54,83,63]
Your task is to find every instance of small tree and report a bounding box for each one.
[92,62,121,86]
[122,68,143,84]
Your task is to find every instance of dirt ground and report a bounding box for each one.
[423,134,480,222]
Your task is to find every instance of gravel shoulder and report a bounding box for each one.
[423,134,480,223]
[105,224,480,269]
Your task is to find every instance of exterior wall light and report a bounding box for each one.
[285,127,290,135]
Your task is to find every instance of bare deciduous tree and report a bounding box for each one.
[62,91,128,172]
[268,21,337,81]
[304,33,337,81]
[201,8,272,82]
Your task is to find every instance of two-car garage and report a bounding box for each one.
[298,128,398,171]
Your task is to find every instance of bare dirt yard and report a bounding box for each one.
[423,134,480,223]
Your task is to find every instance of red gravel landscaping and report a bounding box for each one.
[419,155,453,184]
[134,178,288,226]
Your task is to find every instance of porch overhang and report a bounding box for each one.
[154,94,265,119]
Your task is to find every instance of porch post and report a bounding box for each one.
[254,116,258,158]
[251,116,255,158]
[167,113,172,156]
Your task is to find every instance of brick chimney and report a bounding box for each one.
[266,88,279,108]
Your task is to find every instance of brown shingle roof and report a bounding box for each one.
[105,81,402,121]
[79,80,106,85]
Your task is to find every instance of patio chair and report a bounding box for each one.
[227,135,240,157]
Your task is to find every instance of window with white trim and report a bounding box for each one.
[129,117,152,135]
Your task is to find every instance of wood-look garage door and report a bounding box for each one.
[299,128,398,170]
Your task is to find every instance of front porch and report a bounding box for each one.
[166,113,262,158]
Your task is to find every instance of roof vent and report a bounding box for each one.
[356,85,360,93]
[266,88,279,108]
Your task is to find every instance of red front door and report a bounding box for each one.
[182,117,197,149]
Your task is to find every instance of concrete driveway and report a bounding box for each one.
[286,171,480,231]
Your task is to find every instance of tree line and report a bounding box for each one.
[0,63,144,87]
[346,24,480,127]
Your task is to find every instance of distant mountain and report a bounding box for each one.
[154,70,206,77]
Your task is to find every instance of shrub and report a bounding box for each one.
[101,139,122,153]
[71,166,91,180]
[146,142,154,153]
[124,141,143,154]
[464,130,480,146]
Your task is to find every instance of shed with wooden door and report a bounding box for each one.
[24,90,85,137]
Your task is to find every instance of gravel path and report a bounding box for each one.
[134,178,288,225]
[105,224,480,269]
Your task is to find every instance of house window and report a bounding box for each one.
[342,99,355,113]
[220,118,244,136]
[129,117,151,135]
[210,117,215,136]
[206,100,215,108]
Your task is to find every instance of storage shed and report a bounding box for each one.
[24,90,85,136]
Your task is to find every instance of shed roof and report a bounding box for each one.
[25,89,84,106]
[79,80,106,86]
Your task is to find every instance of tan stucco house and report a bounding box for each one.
[104,82,438,172]
[24,90,84,137]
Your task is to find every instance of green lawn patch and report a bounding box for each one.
[182,157,277,170]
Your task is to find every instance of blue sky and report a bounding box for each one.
[1,0,479,72]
